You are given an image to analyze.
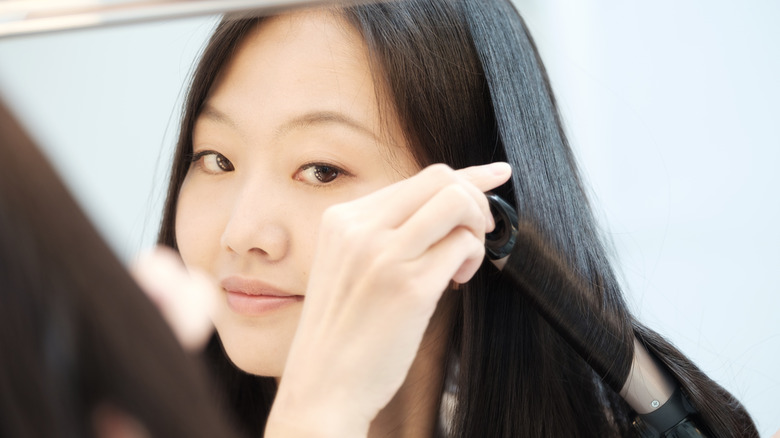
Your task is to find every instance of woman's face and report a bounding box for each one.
[175,10,419,376]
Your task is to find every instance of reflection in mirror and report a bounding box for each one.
[0,1,778,436]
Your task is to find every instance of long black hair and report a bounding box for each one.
[0,98,242,437]
[158,1,758,436]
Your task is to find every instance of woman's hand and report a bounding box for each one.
[267,162,512,437]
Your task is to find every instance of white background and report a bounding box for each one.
[0,1,777,435]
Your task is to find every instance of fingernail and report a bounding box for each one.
[487,162,511,176]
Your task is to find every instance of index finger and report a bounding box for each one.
[342,162,512,230]
[454,162,513,192]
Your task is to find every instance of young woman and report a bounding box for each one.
[158,0,759,436]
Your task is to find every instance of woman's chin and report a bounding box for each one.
[213,308,301,377]
[218,338,286,377]
[225,351,285,378]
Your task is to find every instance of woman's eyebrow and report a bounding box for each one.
[198,104,379,141]
[198,104,239,131]
[275,110,378,141]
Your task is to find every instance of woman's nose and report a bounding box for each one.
[219,185,290,263]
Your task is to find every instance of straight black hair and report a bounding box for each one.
[158,1,758,436]
[459,1,757,436]
[0,98,242,438]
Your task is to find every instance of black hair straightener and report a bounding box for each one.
[485,193,710,438]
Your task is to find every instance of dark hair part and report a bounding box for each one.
[158,1,758,436]
[0,99,242,438]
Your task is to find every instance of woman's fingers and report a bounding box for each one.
[454,161,513,192]
[392,183,486,261]
[454,162,512,231]
[350,162,511,230]
[388,162,512,268]
[412,225,485,287]
[316,161,512,286]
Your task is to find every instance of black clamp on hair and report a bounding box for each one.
[485,193,518,261]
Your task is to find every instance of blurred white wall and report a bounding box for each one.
[0,1,777,435]
[517,1,780,434]
[0,16,217,259]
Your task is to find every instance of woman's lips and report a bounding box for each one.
[225,292,303,315]
[221,276,303,316]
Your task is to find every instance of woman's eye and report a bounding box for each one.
[191,151,234,173]
[295,163,347,185]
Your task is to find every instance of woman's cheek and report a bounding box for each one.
[175,180,223,271]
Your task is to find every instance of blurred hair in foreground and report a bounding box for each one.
[0,98,241,438]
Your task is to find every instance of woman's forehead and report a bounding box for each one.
[200,10,404,149]
[227,9,370,87]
